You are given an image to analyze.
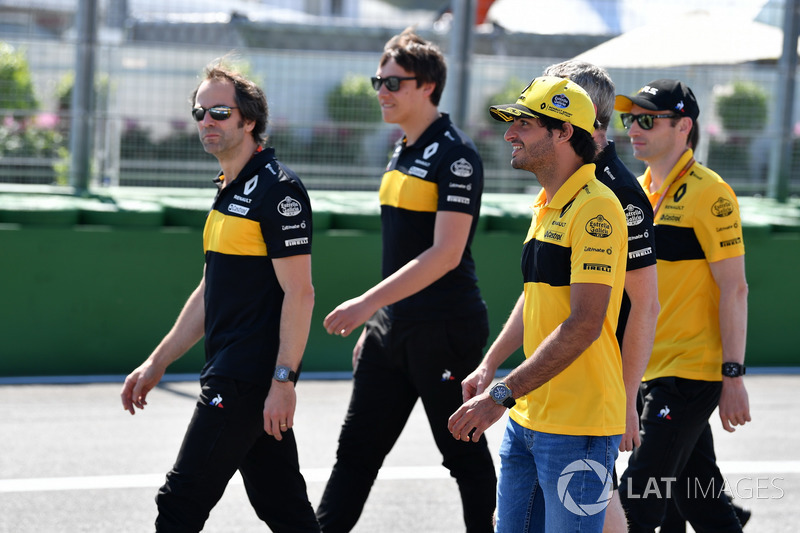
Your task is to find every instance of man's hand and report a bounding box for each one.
[461,366,494,403]
[323,297,373,339]
[448,392,506,443]
[719,377,751,432]
[120,361,166,415]
[263,381,297,441]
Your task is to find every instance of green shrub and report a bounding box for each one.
[715,82,768,133]
[0,42,38,111]
[326,74,381,124]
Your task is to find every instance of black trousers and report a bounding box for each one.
[316,309,497,533]
[619,377,742,533]
[155,376,320,533]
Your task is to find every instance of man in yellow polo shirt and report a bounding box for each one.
[448,76,628,532]
[614,79,751,532]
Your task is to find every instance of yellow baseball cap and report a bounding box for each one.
[489,76,596,134]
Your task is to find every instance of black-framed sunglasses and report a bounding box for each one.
[192,105,238,122]
[370,76,417,92]
[620,112,679,130]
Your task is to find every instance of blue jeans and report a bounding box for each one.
[496,418,622,533]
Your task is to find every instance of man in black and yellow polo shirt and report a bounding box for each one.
[317,28,496,532]
[449,76,628,532]
[120,63,319,532]
[615,79,751,532]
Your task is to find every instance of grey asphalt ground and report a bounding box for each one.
[1,371,798,532]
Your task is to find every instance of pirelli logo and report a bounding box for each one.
[285,237,309,247]
[446,195,470,205]
[583,263,611,273]
[720,237,742,248]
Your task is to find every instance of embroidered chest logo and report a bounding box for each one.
[423,142,439,160]
[244,175,258,195]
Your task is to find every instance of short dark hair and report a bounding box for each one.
[670,116,700,150]
[537,115,598,164]
[191,62,268,145]
[380,28,446,106]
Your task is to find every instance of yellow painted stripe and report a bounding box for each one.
[203,210,267,256]
[379,170,438,212]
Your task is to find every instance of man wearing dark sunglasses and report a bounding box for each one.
[615,79,751,533]
[120,62,320,532]
[317,28,497,533]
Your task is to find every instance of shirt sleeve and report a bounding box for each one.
[617,184,657,271]
[436,144,483,216]
[570,195,628,286]
[695,181,745,262]
[259,179,313,259]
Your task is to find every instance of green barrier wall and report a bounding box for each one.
[0,192,797,377]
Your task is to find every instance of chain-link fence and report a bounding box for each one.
[0,0,796,195]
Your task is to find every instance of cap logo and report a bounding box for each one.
[641,85,658,96]
[540,102,547,110]
[552,94,570,109]
[675,101,685,112]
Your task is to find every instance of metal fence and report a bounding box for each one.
[0,0,797,196]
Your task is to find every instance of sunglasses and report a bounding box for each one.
[192,105,238,122]
[620,113,679,130]
[370,76,417,92]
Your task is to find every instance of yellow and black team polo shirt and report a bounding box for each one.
[639,149,745,382]
[509,164,628,437]
[201,148,312,384]
[378,113,485,321]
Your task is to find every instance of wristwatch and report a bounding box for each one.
[273,365,298,383]
[489,382,516,409]
[721,362,746,378]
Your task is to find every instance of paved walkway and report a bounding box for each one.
[1,372,797,532]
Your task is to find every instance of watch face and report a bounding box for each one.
[276,367,288,380]
[491,384,508,402]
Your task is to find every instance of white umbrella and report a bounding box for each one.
[573,9,795,68]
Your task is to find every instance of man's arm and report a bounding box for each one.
[618,265,659,451]
[461,292,525,402]
[710,255,751,432]
[323,210,472,336]
[449,283,612,442]
[120,275,206,415]
[265,253,315,441]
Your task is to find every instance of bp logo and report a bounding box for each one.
[557,459,613,516]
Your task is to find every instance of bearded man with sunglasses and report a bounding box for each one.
[120,62,320,532]
[615,79,751,532]
[316,28,497,532]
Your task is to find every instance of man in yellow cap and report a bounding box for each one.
[614,79,751,532]
[448,76,628,532]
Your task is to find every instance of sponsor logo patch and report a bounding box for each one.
[446,195,470,205]
[629,247,653,259]
[285,237,309,247]
[544,230,563,241]
[583,263,612,272]
[408,166,428,178]
[625,204,644,226]
[585,215,613,238]
[423,142,439,160]
[450,158,474,178]
[228,204,249,216]
[712,197,734,217]
[244,175,258,195]
[277,196,302,217]
[720,237,742,248]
